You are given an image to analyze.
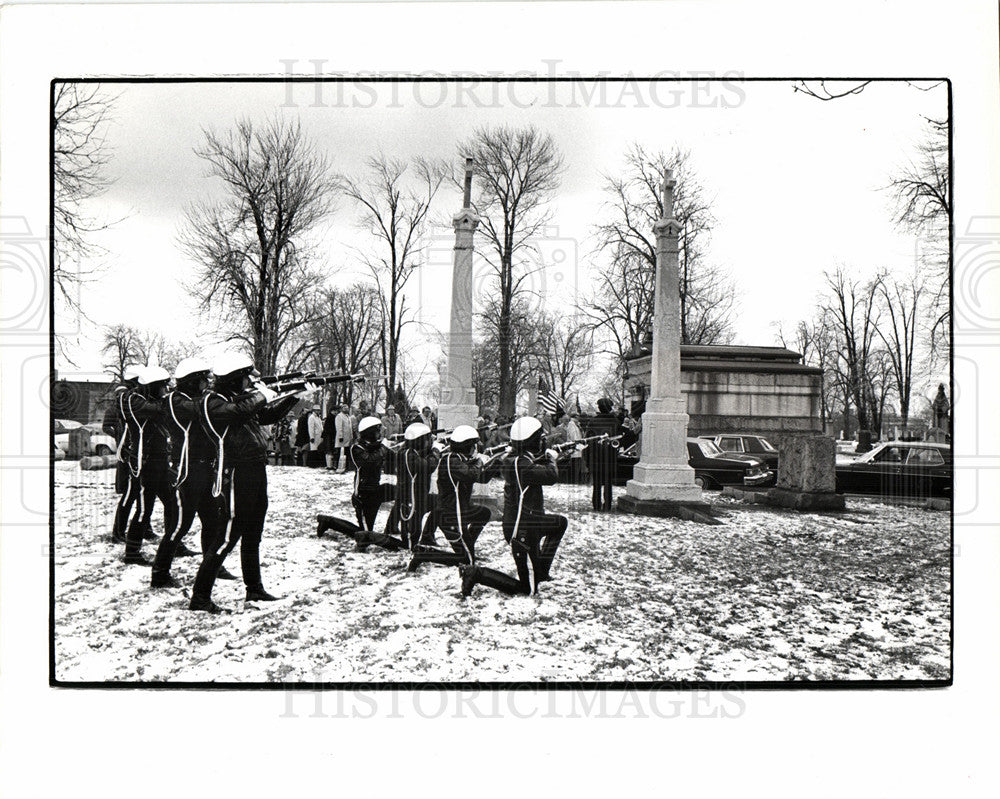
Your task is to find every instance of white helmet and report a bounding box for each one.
[213,352,254,379]
[123,364,143,381]
[404,422,431,441]
[450,425,480,444]
[358,416,382,434]
[174,356,211,381]
[138,365,170,385]
[509,416,542,442]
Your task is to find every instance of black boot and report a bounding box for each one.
[189,598,230,614]
[217,565,237,580]
[139,520,159,542]
[320,515,362,539]
[316,514,337,537]
[246,586,282,602]
[190,553,224,610]
[409,544,465,572]
[150,571,180,589]
[174,541,197,557]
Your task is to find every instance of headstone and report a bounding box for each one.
[766,434,845,510]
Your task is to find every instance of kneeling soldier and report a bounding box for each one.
[316,416,403,551]
[409,425,498,571]
[459,416,567,597]
[395,422,444,553]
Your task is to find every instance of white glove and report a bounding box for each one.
[545,448,559,461]
[381,438,394,449]
[476,453,490,466]
[257,384,278,402]
[431,441,446,455]
[296,381,318,397]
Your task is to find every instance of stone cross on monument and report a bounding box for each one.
[437,158,481,432]
[619,170,712,520]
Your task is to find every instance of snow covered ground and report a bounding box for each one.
[53,462,951,683]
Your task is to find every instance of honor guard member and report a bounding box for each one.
[105,364,143,543]
[149,358,235,588]
[122,366,179,565]
[409,425,499,572]
[188,353,300,613]
[585,397,621,511]
[459,416,567,598]
[315,416,405,551]
[394,422,444,552]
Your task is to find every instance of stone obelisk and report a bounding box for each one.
[437,158,481,432]
[619,170,708,518]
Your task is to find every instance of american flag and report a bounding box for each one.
[538,388,563,416]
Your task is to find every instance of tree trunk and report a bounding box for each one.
[497,304,514,416]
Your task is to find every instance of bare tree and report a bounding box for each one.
[534,312,593,400]
[471,339,500,413]
[793,80,946,102]
[336,154,447,403]
[582,246,655,362]
[180,116,334,375]
[100,324,142,381]
[822,268,884,436]
[477,294,544,411]
[873,271,924,431]
[459,125,565,416]
[306,283,383,405]
[887,116,950,358]
[593,144,735,347]
[52,83,121,310]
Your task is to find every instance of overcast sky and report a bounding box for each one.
[57,78,948,401]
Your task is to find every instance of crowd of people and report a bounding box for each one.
[98,354,639,615]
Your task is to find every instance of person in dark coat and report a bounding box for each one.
[188,353,301,613]
[584,397,621,511]
[459,416,567,597]
[104,363,142,543]
[149,357,235,588]
[315,416,404,551]
[407,425,500,572]
[122,366,178,565]
[394,422,443,552]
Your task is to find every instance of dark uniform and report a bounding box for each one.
[584,408,620,511]
[395,445,441,551]
[436,450,495,564]
[150,386,224,586]
[188,385,298,611]
[105,384,137,542]
[123,385,179,563]
[460,432,568,597]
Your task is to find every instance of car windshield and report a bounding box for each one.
[55,419,82,432]
[699,440,723,457]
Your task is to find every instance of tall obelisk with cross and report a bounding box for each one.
[619,170,707,516]
[437,158,481,432]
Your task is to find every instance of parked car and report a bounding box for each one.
[835,441,952,499]
[53,418,82,455]
[614,438,771,489]
[699,433,779,483]
[54,419,117,457]
[83,423,118,456]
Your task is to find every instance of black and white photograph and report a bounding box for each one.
[2,2,998,797]
[49,76,953,684]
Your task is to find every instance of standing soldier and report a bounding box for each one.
[122,366,179,565]
[459,416,568,597]
[408,425,500,572]
[584,397,621,511]
[104,363,143,543]
[187,353,302,613]
[149,357,235,588]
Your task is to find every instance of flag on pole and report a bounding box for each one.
[538,388,563,416]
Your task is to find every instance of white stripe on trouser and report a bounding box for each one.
[167,490,184,543]
[447,455,473,565]
[215,470,236,556]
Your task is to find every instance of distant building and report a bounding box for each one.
[625,344,823,440]
[51,377,116,423]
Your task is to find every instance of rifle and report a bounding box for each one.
[549,433,624,455]
[265,371,368,394]
[259,370,310,384]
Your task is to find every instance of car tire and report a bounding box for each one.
[95,445,112,456]
[695,476,706,489]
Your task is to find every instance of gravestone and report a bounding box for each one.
[766,434,845,510]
